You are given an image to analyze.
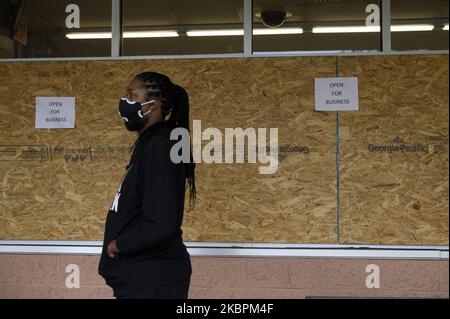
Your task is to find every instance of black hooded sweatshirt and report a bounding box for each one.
[98,120,192,297]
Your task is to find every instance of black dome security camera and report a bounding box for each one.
[255,11,292,28]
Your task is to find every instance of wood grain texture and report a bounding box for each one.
[339,55,449,245]
[0,57,337,242]
[0,55,447,244]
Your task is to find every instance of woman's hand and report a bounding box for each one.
[107,240,120,259]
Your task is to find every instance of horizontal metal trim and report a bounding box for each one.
[186,248,448,259]
[0,53,245,62]
[0,240,448,250]
[0,240,447,259]
[252,50,449,57]
[0,50,447,63]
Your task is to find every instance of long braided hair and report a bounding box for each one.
[134,71,196,209]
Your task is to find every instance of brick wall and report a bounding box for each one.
[0,255,448,299]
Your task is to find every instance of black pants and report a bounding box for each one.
[116,278,190,299]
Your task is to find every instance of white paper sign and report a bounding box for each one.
[315,77,359,111]
[35,97,75,128]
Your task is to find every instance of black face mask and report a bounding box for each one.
[118,97,154,132]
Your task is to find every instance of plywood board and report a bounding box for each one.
[0,57,337,243]
[339,55,449,245]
